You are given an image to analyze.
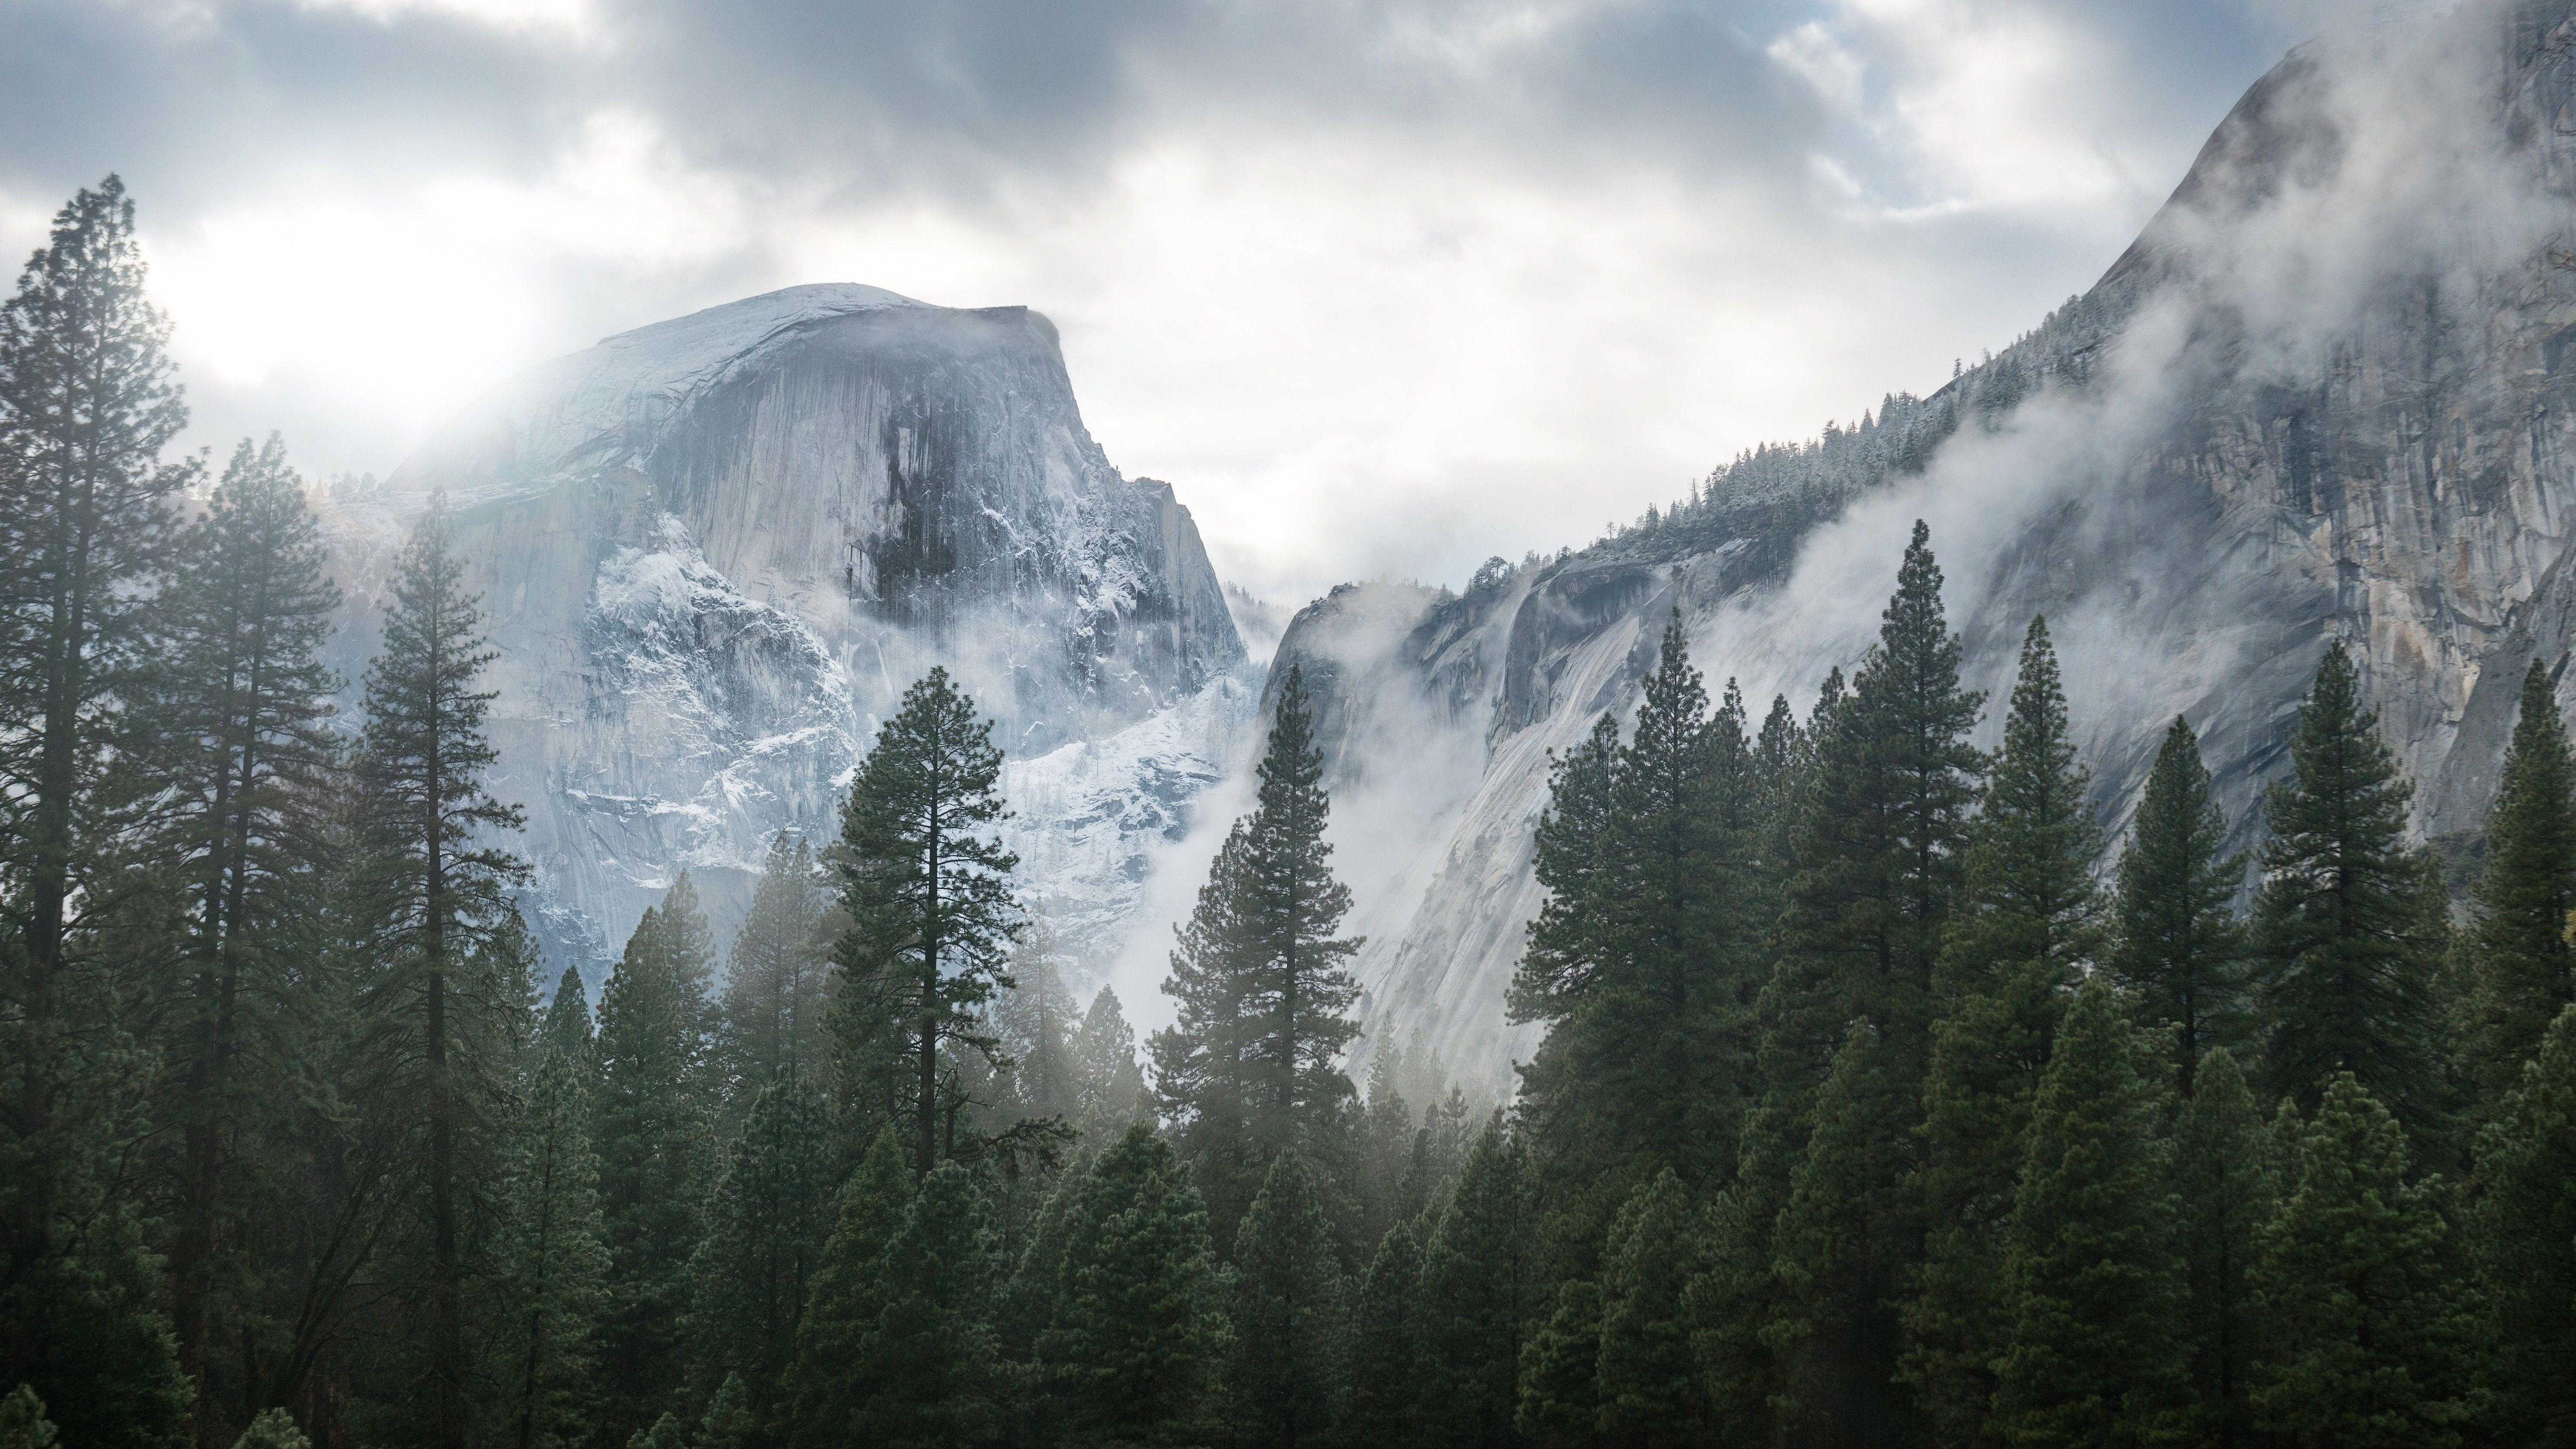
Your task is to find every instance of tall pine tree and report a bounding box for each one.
[2172,1047,2273,1446]
[834,667,1019,1177]
[493,973,609,1449]
[0,175,195,1449]
[684,1081,833,1429]
[2252,642,2448,1141]
[782,1129,912,1449]
[1153,664,1362,1248]
[1906,615,2100,1442]
[2468,1002,2576,1445]
[2108,716,2246,1097]
[1345,1221,1429,1448]
[2252,1073,2470,1445]
[143,433,341,1445]
[1988,981,2189,1449]
[1768,521,1982,1444]
[1594,1169,1717,1447]
[1228,1149,1344,1449]
[592,875,720,1442]
[2462,659,2576,1106]
[347,493,527,1449]
[1420,1120,1535,1449]
[1040,1123,1229,1447]
[713,834,832,1132]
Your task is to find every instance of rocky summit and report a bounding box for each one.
[1284,0,2576,1092]
[320,283,1247,982]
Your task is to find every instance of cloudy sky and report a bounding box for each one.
[0,0,2334,601]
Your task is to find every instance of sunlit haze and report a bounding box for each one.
[1,0,2318,603]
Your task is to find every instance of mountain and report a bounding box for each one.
[1285,0,2576,1092]
[322,284,1250,981]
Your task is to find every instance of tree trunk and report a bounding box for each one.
[426,633,465,1449]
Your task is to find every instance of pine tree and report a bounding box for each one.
[850,1161,1005,1446]
[1907,615,2099,1441]
[1988,981,2189,1448]
[1420,1120,1535,1449]
[713,834,832,1130]
[2463,659,2576,1106]
[592,875,720,1441]
[2109,716,2247,1097]
[143,433,343,1443]
[1070,987,1150,1142]
[1345,1221,1429,1448]
[1153,665,1362,1247]
[1595,1170,1717,1447]
[1514,1278,1602,1449]
[834,667,1019,1177]
[1513,622,1757,1266]
[228,1408,308,1449]
[493,978,609,1449]
[2172,1048,2272,1446]
[2252,1073,2470,1445]
[695,1376,752,1449]
[0,176,195,1449]
[2468,1002,2576,1445]
[1228,1149,1344,1449]
[0,1387,56,1449]
[1041,1123,1229,1447]
[2252,641,2447,1140]
[1768,521,1982,1443]
[347,494,528,1449]
[783,1129,912,1448]
[685,1081,833,1428]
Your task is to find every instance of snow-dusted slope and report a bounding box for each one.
[326,285,1245,982]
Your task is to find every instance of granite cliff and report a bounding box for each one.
[1281,0,2576,1091]
[324,284,1248,981]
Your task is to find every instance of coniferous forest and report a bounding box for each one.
[7,178,2576,1449]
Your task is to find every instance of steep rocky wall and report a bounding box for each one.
[1285,0,2576,1093]
[326,285,1245,982]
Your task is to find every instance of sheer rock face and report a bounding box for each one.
[329,284,1245,979]
[1285,0,2576,1091]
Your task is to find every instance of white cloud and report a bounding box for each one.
[290,0,596,39]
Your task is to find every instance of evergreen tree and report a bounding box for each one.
[1070,987,1150,1142]
[0,175,195,1449]
[1594,1170,1716,1447]
[1420,1120,1535,1449]
[1345,1221,1428,1448]
[592,875,720,1441]
[1988,981,2189,1449]
[834,667,1019,1177]
[1907,616,2099,1441]
[1153,665,1362,1248]
[2463,659,2576,1106]
[2251,641,2447,1139]
[1229,1149,1344,1449]
[1767,522,1983,1442]
[2251,1073,2470,1445]
[1513,622,1757,1265]
[2173,1048,2273,1446]
[2109,716,2247,1097]
[493,975,609,1449]
[713,834,832,1130]
[783,1129,913,1448]
[1041,1124,1229,1447]
[2469,1002,2576,1445]
[347,494,528,1449]
[1515,1278,1602,1449]
[685,1081,833,1428]
[229,1408,308,1449]
[695,1376,752,1449]
[143,434,342,1442]
[850,1161,1005,1446]
[0,1388,53,1449]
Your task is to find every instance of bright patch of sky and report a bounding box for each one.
[0,0,2302,603]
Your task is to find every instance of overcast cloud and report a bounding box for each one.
[0,0,2314,601]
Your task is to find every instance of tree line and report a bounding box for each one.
[6,175,2575,1449]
